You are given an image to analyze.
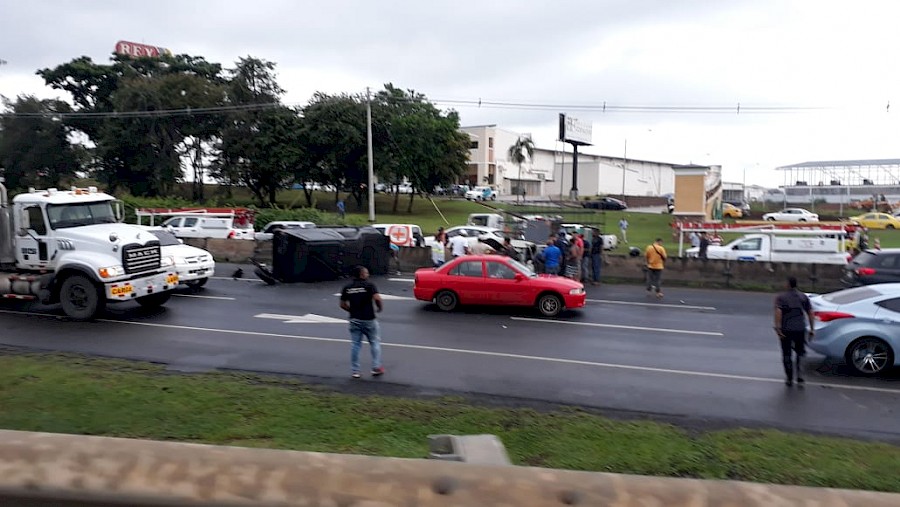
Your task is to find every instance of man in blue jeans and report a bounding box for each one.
[340,265,384,379]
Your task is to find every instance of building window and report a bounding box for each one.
[488,138,494,148]
[470,141,479,149]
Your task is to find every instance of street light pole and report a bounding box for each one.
[620,139,627,198]
[366,87,375,222]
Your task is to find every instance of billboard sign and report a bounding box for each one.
[114,41,173,58]
[558,114,593,145]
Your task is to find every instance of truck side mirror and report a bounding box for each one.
[113,200,124,222]
[17,210,30,236]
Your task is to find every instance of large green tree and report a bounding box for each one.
[38,54,227,196]
[372,85,469,212]
[297,93,368,208]
[0,95,81,191]
[211,57,298,207]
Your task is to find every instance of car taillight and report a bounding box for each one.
[814,311,855,322]
[857,267,876,276]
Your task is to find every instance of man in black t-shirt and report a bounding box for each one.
[774,276,815,386]
[340,266,384,379]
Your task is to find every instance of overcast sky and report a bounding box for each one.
[2,0,899,188]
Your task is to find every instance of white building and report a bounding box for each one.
[461,124,678,198]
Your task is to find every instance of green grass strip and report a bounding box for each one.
[0,353,897,492]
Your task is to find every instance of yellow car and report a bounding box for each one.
[850,212,900,229]
[722,203,743,219]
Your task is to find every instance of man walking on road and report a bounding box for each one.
[589,231,602,285]
[340,266,384,379]
[774,276,815,386]
[644,238,667,298]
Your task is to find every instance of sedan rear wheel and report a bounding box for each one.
[435,290,458,312]
[846,337,894,376]
[888,224,895,230]
[537,293,563,317]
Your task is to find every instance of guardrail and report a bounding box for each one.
[1,430,898,506]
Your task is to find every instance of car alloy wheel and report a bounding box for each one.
[847,337,893,376]
[435,290,458,312]
[537,293,563,317]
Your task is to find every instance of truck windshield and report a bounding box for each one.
[47,202,117,229]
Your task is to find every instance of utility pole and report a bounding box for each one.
[366,87,375,222]
[620,139,628,198]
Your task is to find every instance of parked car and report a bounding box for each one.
[465,186,497,201]
[849,212,900,230]
[841,248,900,286]
[582,197,627,210]
[143,227,215,288]
[413,255,586,317]
[161,215,253,240]
[722,202,743,219]
[254,221,316,241]
[450,184,470,196]
[372,223,425,247]
[808,284,900,375]
[762,208,819,222]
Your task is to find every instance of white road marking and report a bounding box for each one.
[332,293,415,301]
[255,313,346,324]
[173,294,236,301]
[587,299,716,311]
[0,308,897,395]
[210,276,265,283]
[388,278,415,283]
[510,316,724,337]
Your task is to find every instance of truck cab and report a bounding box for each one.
[1,183,178,320]
[686,232,849,265]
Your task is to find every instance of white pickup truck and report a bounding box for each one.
[686,233,849,265]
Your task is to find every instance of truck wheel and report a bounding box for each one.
[137,291,172,308]
[60,275,104,321]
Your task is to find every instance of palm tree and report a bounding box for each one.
[507,136,534,203]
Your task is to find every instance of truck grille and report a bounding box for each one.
[122,243,161,274]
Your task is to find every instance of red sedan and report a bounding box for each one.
[413,255,586,317]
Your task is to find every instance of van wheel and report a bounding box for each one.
[766,217,776,221]
[60,275,104,321]
[186,278,208,288]
[536,293,563,317]
[435,290,458,312]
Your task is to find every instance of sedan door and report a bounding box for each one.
[483,260,531,305]
[444,260,487,304]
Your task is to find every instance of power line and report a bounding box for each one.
[0,95,833,120]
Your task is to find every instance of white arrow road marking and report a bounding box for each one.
[254,313,346,324]
[332,293,415,301]
[510,316,724,337]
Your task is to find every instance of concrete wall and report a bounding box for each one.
[602,254,845,293]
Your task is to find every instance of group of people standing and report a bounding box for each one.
[538,231,603,285]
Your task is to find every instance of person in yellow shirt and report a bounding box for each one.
[645,238,667,299]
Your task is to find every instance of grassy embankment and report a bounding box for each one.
[0,353,897,492]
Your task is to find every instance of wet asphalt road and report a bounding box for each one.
[0,265,897,442]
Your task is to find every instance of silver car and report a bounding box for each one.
[808,284,900,376]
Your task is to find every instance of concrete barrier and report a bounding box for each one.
[0,430,897,506]
[184,238,258,264]
[602,254,846,292]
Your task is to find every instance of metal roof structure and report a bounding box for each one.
[777,159,900,170]
[775,159,900,187]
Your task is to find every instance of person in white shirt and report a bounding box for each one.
[448,230,470,258]
[619,218,629,244]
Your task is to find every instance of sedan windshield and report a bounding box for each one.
[507,258,537,277]
[47,202,117,229]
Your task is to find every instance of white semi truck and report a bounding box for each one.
[0,179,179,320]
